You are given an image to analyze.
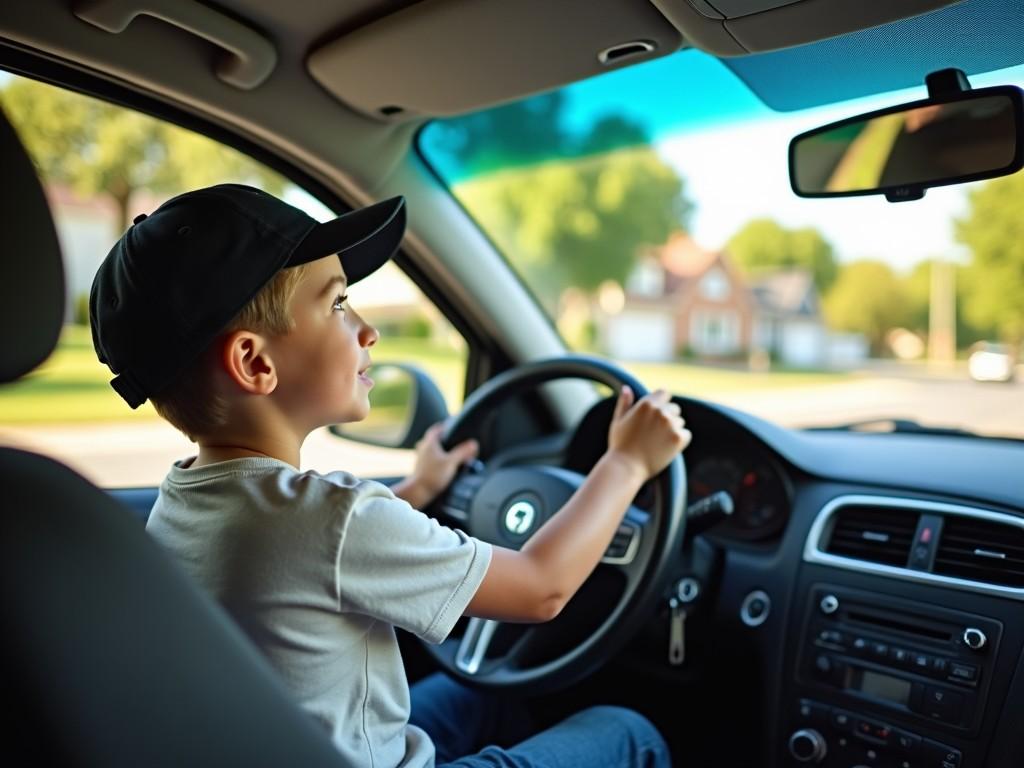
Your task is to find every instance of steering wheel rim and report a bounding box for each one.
[422,354,687,694]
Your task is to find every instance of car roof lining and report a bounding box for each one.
[0,0,972,199]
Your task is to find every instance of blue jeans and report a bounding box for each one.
[409,672,672,767]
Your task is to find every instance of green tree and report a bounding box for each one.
[436,97,691,312]
[824,259,911,355]
[457,147,689,311]
[955,173,1024,346]
[727,218,838,293]
[1,77,285,232]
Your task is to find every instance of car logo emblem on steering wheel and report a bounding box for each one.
[504,500,536,535]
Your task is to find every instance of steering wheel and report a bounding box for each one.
[423,355,686,694]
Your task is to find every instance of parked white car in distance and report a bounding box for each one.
[968,341,1016,382]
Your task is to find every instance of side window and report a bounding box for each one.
[0,74,466,487]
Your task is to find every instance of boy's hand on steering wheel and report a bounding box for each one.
[404,422,479,508]
[607,386,691,480]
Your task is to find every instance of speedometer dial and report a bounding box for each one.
[688,455,789,540]
[689,456,743,501]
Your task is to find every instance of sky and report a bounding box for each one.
[655,109,974,272]
[543,53,1024,274]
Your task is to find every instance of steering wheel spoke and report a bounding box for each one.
[455,617,500,675]
[432,467,488,528]
[599,505,650,579]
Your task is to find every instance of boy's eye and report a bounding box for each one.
[331,293,348,312]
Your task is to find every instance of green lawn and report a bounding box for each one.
[0,325,848,425]
[0,325,469,425]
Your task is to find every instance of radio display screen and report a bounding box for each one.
[858,669,912,706]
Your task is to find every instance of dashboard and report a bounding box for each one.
[643,397,1024,768]
[560,392,1024,768]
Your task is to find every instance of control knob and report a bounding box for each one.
[819,594,839,615]
[963,627,987,650]
[788,729,827,763]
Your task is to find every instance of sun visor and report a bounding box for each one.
[306,0,684,121]
[649,0,962,56]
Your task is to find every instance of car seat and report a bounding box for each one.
[0,102,349,767]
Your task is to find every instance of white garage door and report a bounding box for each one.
[606,311,674,361]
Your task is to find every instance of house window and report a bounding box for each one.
[690,310,740,355]
[626,258,665,297]
[699,267,730,301]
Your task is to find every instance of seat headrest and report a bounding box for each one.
[0,102,65,383]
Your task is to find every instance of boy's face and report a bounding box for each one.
[267,254,379,430]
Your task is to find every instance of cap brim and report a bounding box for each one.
[288,196,406,284]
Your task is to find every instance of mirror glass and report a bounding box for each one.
[333,364,416,448]
[791,93,1020,196]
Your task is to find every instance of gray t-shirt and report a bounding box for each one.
[146,456,492,768]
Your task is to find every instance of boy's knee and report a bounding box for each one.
[574,705,670,759]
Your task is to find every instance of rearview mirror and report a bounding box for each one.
[790,82,1024,202]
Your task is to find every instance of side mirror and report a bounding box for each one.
[790,70,1024,202]
[328,363,449,449]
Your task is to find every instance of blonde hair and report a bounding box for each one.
[150,262,310,441]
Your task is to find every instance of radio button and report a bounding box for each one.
[930,657,949,677]
[912,653,932,671]
[870,641,889,658]
[891,647,912,666]
[922,740,961,768]
[894,730,921,755]
[854,718,892,744]
[818,629,843,646]
[852,636,869,654]
[922,686,964,724]
[831,709,854,731]
[948,662,978,683]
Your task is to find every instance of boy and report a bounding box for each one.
[90,184,691,767]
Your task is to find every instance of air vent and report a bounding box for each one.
[934,516,1024,587]
[826,504,918,567]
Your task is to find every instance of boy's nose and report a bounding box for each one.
[348,306,378,347]
[360,318,379,348]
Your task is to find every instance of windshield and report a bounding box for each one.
[418,47,1024,439]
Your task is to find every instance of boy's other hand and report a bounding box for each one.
[401,422,479,509]
[606,386,691,480]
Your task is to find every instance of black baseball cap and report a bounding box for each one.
[90,184,406,408]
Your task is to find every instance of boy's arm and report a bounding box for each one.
[465,388,690,623]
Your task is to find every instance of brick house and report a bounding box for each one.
[601,232,843,367]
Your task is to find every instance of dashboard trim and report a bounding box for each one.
[803,494,1024,601]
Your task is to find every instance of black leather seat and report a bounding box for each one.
[0,104,349,766]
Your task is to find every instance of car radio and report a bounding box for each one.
[786,585,1002,766]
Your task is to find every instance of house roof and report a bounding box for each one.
[750,269,817,316]
[657,232,718,279]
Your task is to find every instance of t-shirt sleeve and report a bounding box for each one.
[332,483,492,644]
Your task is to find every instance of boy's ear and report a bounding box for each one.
[220,330,278,395]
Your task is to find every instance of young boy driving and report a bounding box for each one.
[90,184,691,767]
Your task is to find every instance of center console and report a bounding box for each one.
[783,584,1002,767]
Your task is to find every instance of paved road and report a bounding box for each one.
[712,374,1024,436]
[3,373,1022,488]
